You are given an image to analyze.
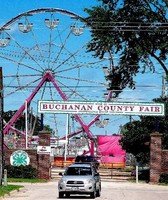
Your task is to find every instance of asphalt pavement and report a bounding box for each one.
[1,180,168,200]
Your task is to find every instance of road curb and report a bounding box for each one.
[0,187,25,199]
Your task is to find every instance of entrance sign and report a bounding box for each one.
[38,101,165,116]
[10,150,30,166]
[37,146,51,154]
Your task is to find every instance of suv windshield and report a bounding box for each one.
[65,167,92,176]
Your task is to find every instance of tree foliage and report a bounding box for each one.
[85,0,168,97]
[120,97,168,164]
[43,124,53,132]
[4,110,41,135]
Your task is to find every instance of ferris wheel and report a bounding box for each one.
[0,8,111,153]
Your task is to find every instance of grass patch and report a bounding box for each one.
[128,179,148,183]
[0,178,48,197]
[158,183,168,186]
[7,178,48,183]
[0,185,23,197]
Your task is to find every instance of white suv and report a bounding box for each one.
[58,163,101,198]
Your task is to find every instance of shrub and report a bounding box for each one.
[4,165,37,179]
[159,173,168,184]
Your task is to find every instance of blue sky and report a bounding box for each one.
[0,0,98,20]
[0,0,165,138]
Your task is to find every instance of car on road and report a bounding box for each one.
[75,155,100,169]
[58,163,101,198]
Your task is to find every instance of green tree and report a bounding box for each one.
[4,110,41,135]
[4,110,25,131]
[120,97,168,164]
[43,124,52,132]
[85,0,168,97]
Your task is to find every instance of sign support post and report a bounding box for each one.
[64,114,69,167]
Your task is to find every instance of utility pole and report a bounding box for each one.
[162,75,168,98]
[0,67,4,185]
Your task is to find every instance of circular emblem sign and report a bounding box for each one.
[10,150,30,166]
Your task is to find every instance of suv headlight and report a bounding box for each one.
[86,179,94,184]
[59,179,66,185]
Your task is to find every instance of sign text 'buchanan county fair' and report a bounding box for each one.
[38,101,165,116]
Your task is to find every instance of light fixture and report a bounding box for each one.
[104,93,108,98]
[18,23,33,33]
[162,76,168,98]
[45,19,59,29]
[105,80,111,89]
[103,118,109,126]
[102,66,110,76]
[71,26,84,36]
[95,118,109,128]
[104,91,118,101]
[95,119,101,126]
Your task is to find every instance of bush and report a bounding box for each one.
[159,173,168,184]
[131,168,150,182]
[4,165,37,179]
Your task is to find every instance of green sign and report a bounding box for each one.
[10,150,30,166]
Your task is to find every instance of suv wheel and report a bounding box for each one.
[90,187,96,199]
[59,192,64,198]
[96,188,101,197]
[96,184,101,197]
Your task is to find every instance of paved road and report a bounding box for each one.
[2,180,168,200]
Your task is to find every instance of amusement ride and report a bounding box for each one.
[0,8,113,156]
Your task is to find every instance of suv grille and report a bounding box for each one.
[67,180,84,184]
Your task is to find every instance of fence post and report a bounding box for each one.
[136,164,139,184]
[111,163,113,179]
[4,169,7,186]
